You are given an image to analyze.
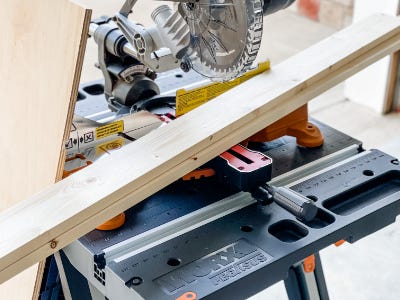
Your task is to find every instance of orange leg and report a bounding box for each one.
[246,104,324,148]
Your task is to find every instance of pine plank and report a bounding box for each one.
[0,0,91,297]
[1,13,400,285]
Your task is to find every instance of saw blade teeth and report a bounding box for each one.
[180,0,264,81]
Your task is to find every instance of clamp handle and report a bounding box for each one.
[267,185,318,221]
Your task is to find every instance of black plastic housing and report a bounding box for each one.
[263,0,296,15]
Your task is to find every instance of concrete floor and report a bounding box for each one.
[79,2,400,299]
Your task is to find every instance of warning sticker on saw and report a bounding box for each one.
[175,61,270,116]
[96,137,125,156]
[95,120,124,140]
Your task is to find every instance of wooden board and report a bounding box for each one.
[1,13,400,284]
[0,0,91,298]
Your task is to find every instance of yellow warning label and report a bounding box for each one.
[95,120,124,140]
[96,137,125,156]
[175,61,271,116]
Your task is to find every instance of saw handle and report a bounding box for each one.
[263,0,296,15]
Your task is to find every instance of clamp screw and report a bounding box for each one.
[251,186,273,206]
[129,277,143,286]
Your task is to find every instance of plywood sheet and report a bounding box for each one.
[0,0,91,298]
[0,13,400,286]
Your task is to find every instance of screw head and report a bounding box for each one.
[50,240,58,249]
[130,277,143,286]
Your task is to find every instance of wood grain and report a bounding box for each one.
[0,0,90,297]
[1,13,400,285]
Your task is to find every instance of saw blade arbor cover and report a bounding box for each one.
[180,0,264,81]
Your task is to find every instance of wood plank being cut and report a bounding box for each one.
[0,0,91,298]
[1,13,400,284]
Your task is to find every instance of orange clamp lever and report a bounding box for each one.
[95,213,126,231]
[182,168,215,181]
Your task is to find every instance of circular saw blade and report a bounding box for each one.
[180,0,263,81]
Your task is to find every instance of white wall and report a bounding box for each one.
[345,0,399,113]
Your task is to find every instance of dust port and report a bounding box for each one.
[301,208,335,229]
[83,84,104,95]
[268,220,308,243]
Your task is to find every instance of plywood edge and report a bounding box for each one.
[55,8,92,182]
[32,5,92,300]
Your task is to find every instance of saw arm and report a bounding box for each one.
[115,0,295,81]
[89,0,294,110]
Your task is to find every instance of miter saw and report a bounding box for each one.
[89,0,294,111]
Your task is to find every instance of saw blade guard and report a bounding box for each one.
[179,0,264,82]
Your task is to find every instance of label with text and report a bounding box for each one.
[95,120,124,140]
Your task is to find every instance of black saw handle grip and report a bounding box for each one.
[263,0,296,15]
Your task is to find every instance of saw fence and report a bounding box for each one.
[1,13,400,286]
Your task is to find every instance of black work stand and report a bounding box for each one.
[44,108,400,299]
